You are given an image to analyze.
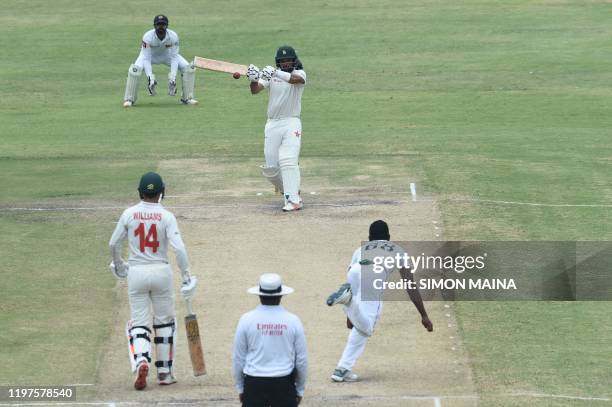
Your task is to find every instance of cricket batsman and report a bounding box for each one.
[247,46,306,212]
[108,172,198,390]
[122,15,198,107]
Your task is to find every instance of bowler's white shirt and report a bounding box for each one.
[348,240,410,322]
[232,305,308,396]
[109,201,190,275]
[259,70,306,120]
[350,240,408,269]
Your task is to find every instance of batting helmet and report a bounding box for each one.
[138,172,165,199]
[275,45,301,72]
[153,14,169,26]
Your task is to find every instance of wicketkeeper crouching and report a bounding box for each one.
[122,15,198,107]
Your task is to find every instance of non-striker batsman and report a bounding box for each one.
[109,172,198,390]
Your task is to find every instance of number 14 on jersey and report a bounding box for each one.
[134,223,159,253]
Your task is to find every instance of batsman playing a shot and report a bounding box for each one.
[109,172,198,390]
[247,46,306,212]
[326,220,433,382]
[122,15,198,107]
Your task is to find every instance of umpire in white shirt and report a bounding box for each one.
[233,273,308,406]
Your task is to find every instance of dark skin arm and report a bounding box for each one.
[250,70,305,94]
[400,268,433,332]
[250,81,264,95]
[287,72,305,84]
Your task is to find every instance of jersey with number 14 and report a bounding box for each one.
[109,201,189,272]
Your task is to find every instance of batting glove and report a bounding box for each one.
[109,261,128,279]
[181,275,198,300]
[168,80,177,96]
[247,64,260,82]
[147,76,157,96]
[260,65,276,81]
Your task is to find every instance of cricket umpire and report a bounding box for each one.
[232,273,308,406]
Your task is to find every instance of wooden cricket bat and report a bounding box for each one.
[184,298,206,376]
[193,56,248,75]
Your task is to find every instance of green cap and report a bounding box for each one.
[138,172,165,198]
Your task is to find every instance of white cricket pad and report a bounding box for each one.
[127,322,152,372]
[261,165,284,193]
[181,64,196,101]
[124,64,143,104]
[279,153,301,204]
[153,319,176,374]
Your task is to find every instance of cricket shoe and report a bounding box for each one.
[331,368,359,382]
[282,201,303,212]
[123,100,134,108]
[181,97,199,105]
[326,283,352,306]
[134,362,149,390]
[157,372,177,386]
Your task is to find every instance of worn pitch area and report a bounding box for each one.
[95,159,475,406]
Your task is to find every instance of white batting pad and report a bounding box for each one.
[126,322,152,372]
[153,319,176,374]
[124,64,143,103]
[279,153,300,203]
[181,64,196,101]
[261,165,284,193]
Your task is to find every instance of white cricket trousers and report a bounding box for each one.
[338,262,379,370]
[264,117,302,204]
[127,264,175,326]
[134,54,190,82]
[338,297,374,372]
[338,328,369,371]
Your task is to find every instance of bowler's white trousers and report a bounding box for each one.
[337,264,381,371]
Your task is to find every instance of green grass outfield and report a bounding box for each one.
[2,0,611,404]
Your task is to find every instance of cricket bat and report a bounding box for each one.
[184,298,206,376]
[193,56,248,76]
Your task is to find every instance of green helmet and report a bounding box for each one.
[275,46,297,62]
[138,172,165,199]
[275,45,301,72]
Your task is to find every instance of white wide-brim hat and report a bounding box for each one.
[248,273,294,296]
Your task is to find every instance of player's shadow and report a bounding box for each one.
[124,102,192,109]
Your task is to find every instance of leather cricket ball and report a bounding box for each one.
[233,72,240,80]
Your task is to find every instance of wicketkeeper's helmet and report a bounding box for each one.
[153,14,169,26]
[138,172,165,199]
